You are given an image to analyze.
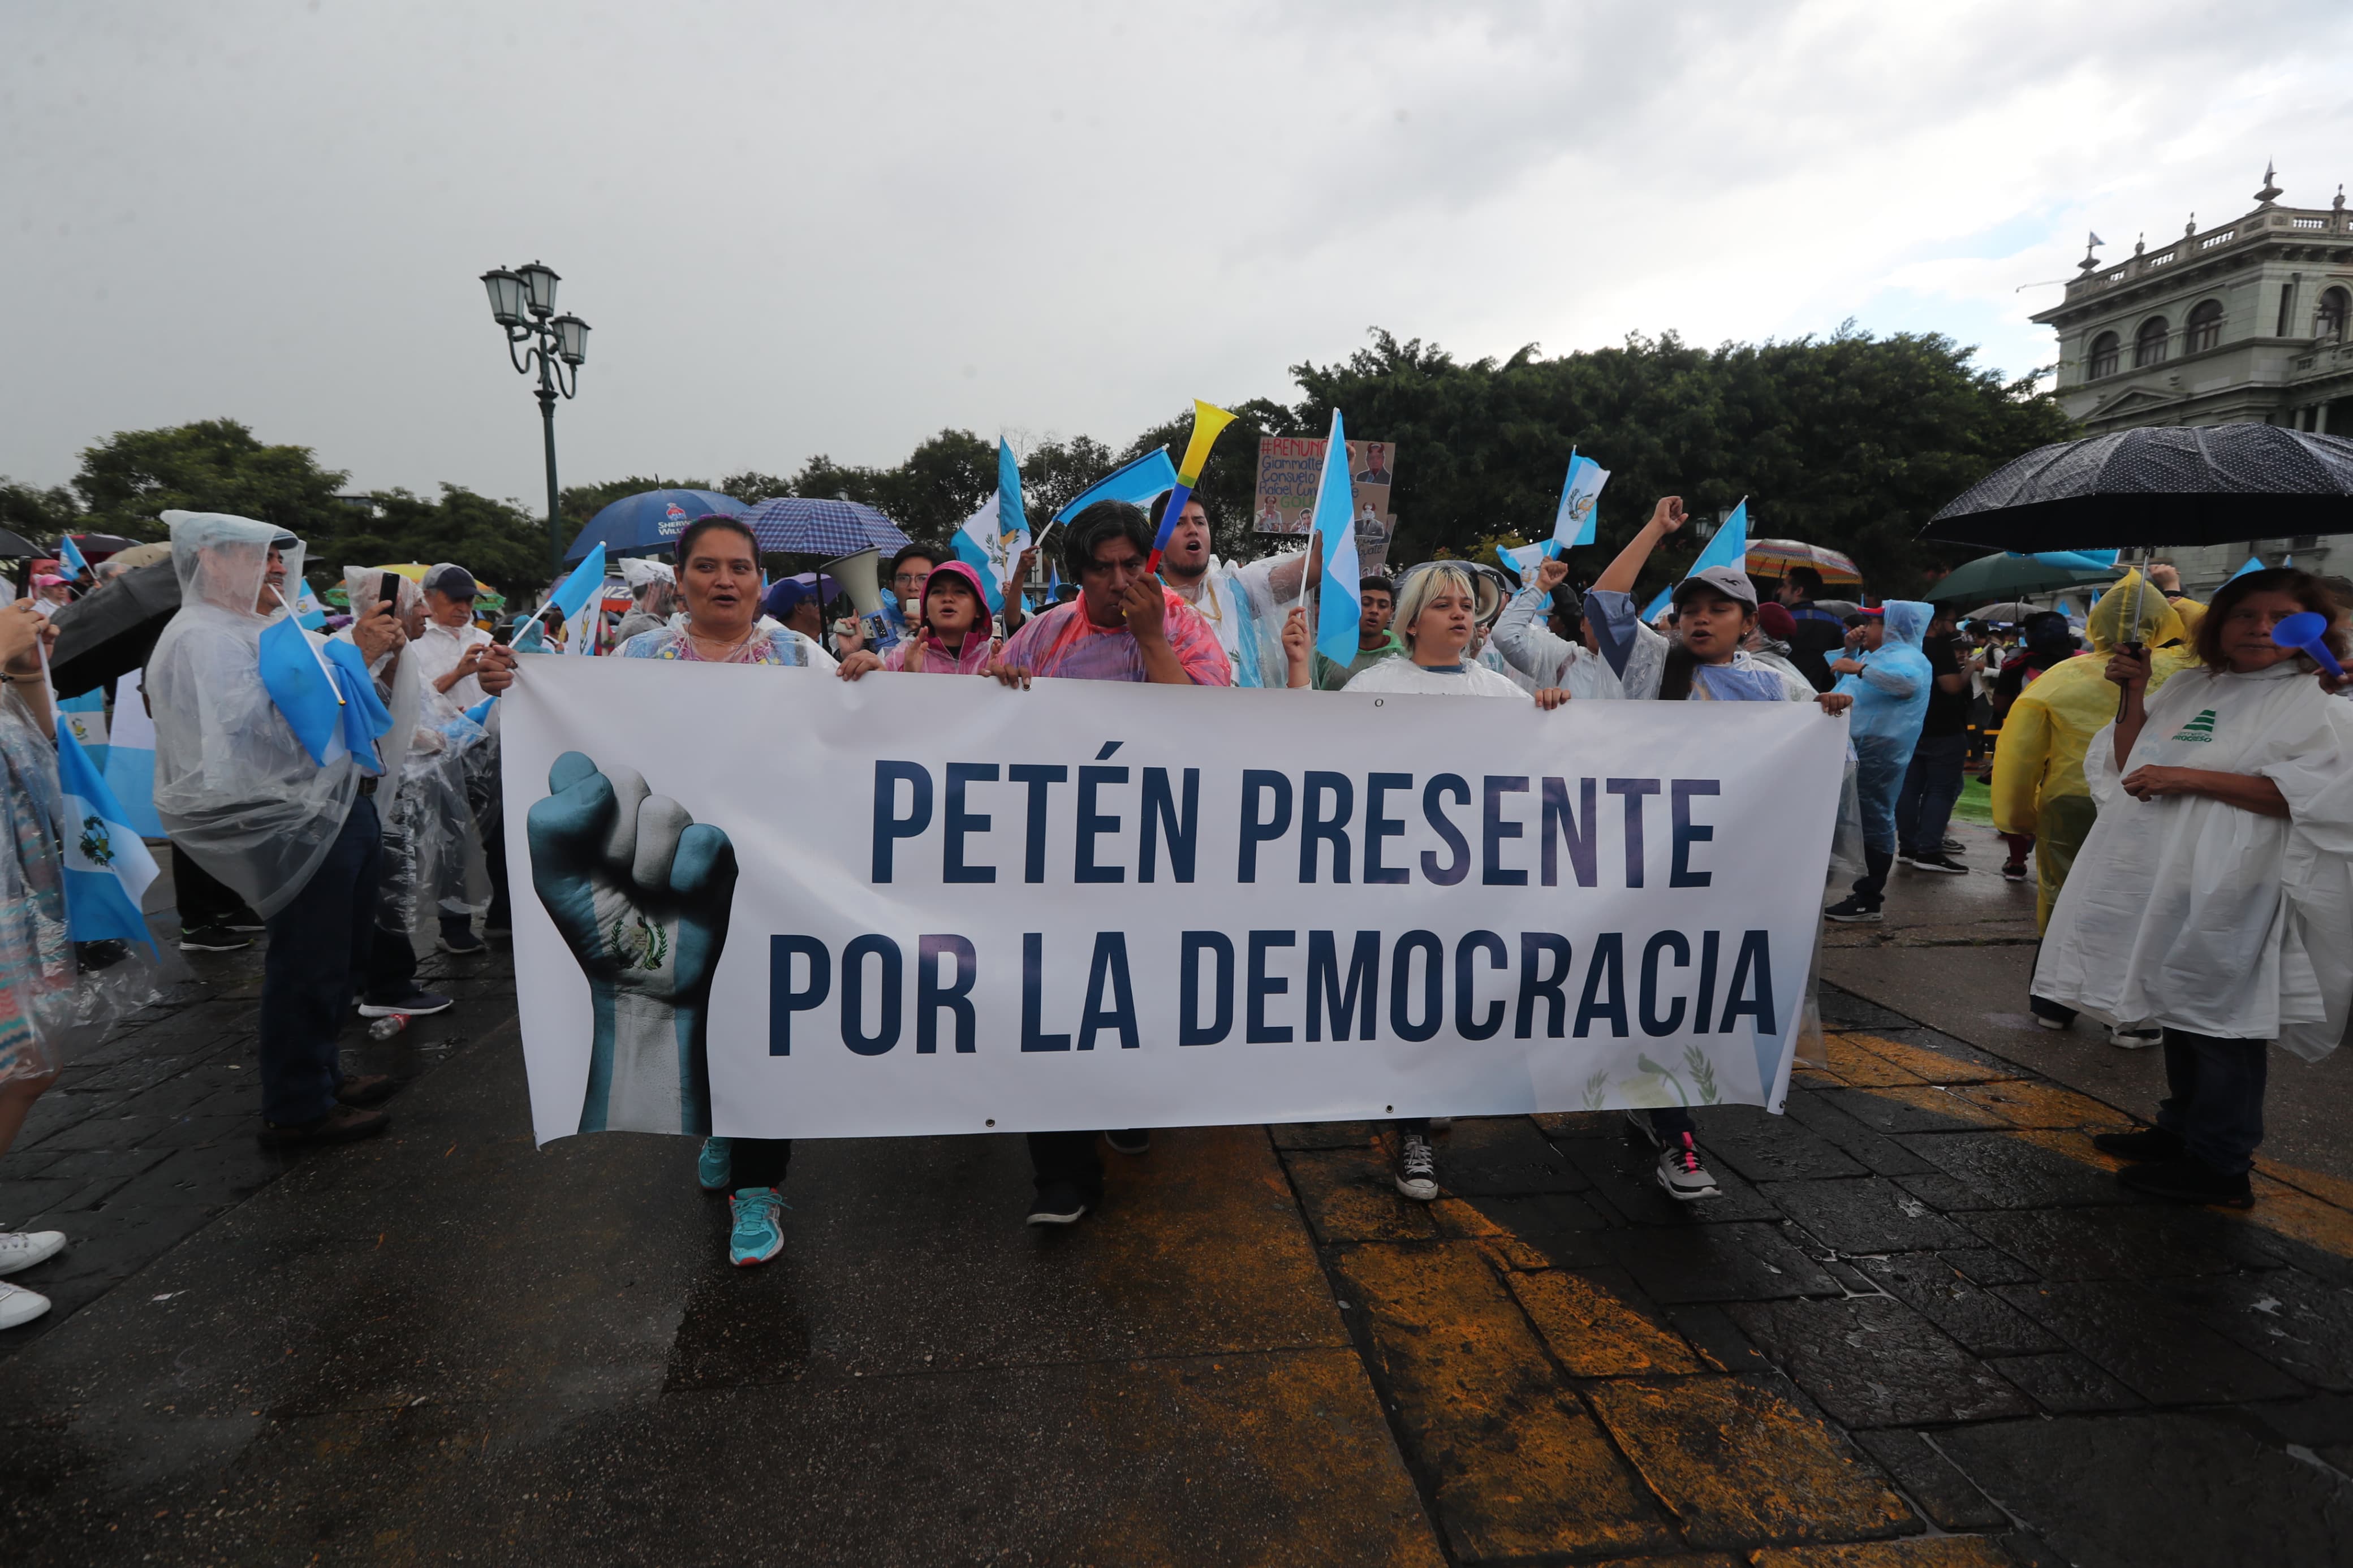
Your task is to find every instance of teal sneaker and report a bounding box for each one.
[729,1187,786,1267]
[697,1137,733,1193]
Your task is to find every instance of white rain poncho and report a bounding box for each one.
[1170,550,1307,690]
[1833,601,1934,852]
[1586,589,1816,704]
[2033,660,2353,1060]
[147,512,360,918]
[1492,584,1626,701]
[1341,656,1535,701]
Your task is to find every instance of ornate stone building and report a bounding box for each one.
[2031,166,2353,593]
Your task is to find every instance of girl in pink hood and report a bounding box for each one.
[838,560,997,679]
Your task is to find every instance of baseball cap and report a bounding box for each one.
[1756,602,1798,641]
[1854,605,1886,618]
[422,563,479,599]
[761,578,814,621]
[1671,564,1759,609]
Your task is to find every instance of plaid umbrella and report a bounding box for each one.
[740,496,910,556]
[1746,538,1860,585]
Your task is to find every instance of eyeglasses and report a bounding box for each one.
[891,571,929,588]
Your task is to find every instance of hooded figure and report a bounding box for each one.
[146,513,360,918]
[1993,572,2193,930]
[881,560,998,675]
[1825,601,1933,917]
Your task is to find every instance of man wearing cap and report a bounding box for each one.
[760,578,828,650]
[31,573,72,617]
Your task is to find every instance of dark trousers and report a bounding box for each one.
[730,1137,793,1189]
[1897,733,1969,856]
[1028,1130,1102,1198]
[2156,1029,2268,1174]
[171,841,254,928]
[258,793,381,1125]
[1850,846,1895,906]
[364,923,416,1005]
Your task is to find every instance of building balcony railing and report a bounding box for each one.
[2059,206,2348,303]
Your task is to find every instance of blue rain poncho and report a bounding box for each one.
[1833,601,1934,852]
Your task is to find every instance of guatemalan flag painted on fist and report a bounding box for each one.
[56,716,159,951]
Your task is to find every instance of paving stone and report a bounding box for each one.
[1816,1085,2010,1135]
[2152,1269,2353,1392]
[1433,1116,1587,1195]
[1282,1146,1439,1243]
[1585,1373,1915,1550]
[1934,1246,2040,1287]
[1458,1193,1611,1269]
[1849,1254,2061,1357]
[1816,988,1912,1032]
[1761,1177,1975,1254]
[1690,1105,1867,1185]
[19,1114,169,1154]
[1986,1351,2144,1413]
[2238,1177,2353,1284]
[1268,1121,1376,1150]
[1936,1413,2353,1568]
[1821,1036,1927,1087]
[1949,1080,2133,1131]
[1331,1242,1674,1561]
[1599,1223,1843,1304]
[1565,1130,1786,1226]
[1502,1268,1702,1377]
[1727,1296,2033,1428]
[1842,1028,2024,1082]
[1530,1109,1624,1141]
[96,1143,298,1215]
[1782,1092,1941,1178]
[1748,1540,2014,1568]
[1848,1428,2011,1531]
[1962,1206,2286,1281]
[1896,1130,2146,1210]
[1993,1281,2308,1405]
[0,1177,80,1228]
[1664,1304,1777,1373]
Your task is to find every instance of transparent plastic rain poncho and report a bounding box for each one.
[146,512,360,918]
[0,688,186,1086]
[1831,601,1935,853]
[341,568,492,953]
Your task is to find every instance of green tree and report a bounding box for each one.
[0,480,83,550]
[343,486,550,598]
[71,418,350,544]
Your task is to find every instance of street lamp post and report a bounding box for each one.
[479,261,591,578]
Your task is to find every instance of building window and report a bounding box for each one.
[2291,535,2319,550]
[2321,287,2350,343]
[2134,316,2170,368]
[2278,282,2297,336]
[2087,331,2121,379]
[2186,299,2223,353]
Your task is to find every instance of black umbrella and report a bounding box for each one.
[48,560,180,698]
[1923,425,2353,552]
[0,525,39,559]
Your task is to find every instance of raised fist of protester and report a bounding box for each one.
[836,649,886,681]
[1533,556,1571,594]
[1120,573,1167,643]
[528,752,738,1136]
[2104,645,2152,692]
[1281,605,1312,687]
[1647,496,1688,535]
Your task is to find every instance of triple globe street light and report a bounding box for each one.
[479,261,591,577]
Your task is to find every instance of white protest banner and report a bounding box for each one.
[503,657,1846,1145]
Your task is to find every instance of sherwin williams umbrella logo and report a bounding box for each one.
[659,502,691,536]
[2171,709,2218,744]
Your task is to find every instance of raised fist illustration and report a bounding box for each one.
[527,751,738,1135]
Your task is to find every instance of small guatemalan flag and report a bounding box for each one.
[55,716,159,952]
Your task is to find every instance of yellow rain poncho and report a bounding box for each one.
[1992,572,2196,928]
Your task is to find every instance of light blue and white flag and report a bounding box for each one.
[1550,452,1609,552]
[56,715,158,952]
[1496,541,1549,588]
[294,579,328,630]
[258,615,347,767]
[1309,411,1363,666]
[102,666,163,838]
[2226,555,2266,582]
[57,534,91,581]
[1641,498,1751,623]
[952,441,1032,619]
[57,688,107,771]
[1049,449,1179,526]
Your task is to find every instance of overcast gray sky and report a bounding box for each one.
[7,0,2350,507]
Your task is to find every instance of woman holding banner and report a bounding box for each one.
[614,514,835,1267]
[1282,563,1575,1202]
[1577,498,1852,1202]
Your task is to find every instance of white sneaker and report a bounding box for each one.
[0,1230,65,1276]
[0,1279,51,1330]
[1394,1132,1439,1202]
[2109,1024,2164,1050]
[1655,1133,1723,1201]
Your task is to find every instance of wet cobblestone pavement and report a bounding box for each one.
[2,872,2351,1563]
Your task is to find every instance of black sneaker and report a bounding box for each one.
[2119,1154,2254,1208]
[1026,1181,1091,1226]
[2001,860,2029,883]
[1394,1131,1438,1201]
[1908,853,1967,875]
[2092,1126,2184,1162]
[1940,836,1965,854]
[357,989,453,1019]
[1104,1129,1151,1156]
[1822,896,1883,923]
[223,911,268,932]
[437,929,488,956]
[180,925,253,953]
[2029,995,2078,1031]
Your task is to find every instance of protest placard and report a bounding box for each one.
[1253,437,1399,573]
[503,656,1846,1144]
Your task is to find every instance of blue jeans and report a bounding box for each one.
[260,793,382,1125]
[2155,1029,2267,1174]
[1897,733,1968,856]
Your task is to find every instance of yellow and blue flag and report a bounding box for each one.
[1149,401,1239,564]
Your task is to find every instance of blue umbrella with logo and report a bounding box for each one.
[562,489,748,563]
[739,496,911,556]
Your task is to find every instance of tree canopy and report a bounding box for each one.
[2,324,2072,603]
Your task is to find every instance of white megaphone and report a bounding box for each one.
[821,546,889,647]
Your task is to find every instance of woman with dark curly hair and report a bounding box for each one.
[2033,568,2353,1207]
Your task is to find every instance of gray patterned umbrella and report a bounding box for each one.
[1924,425,2353,551]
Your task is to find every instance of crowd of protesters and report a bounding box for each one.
[2,494,2348,1319]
